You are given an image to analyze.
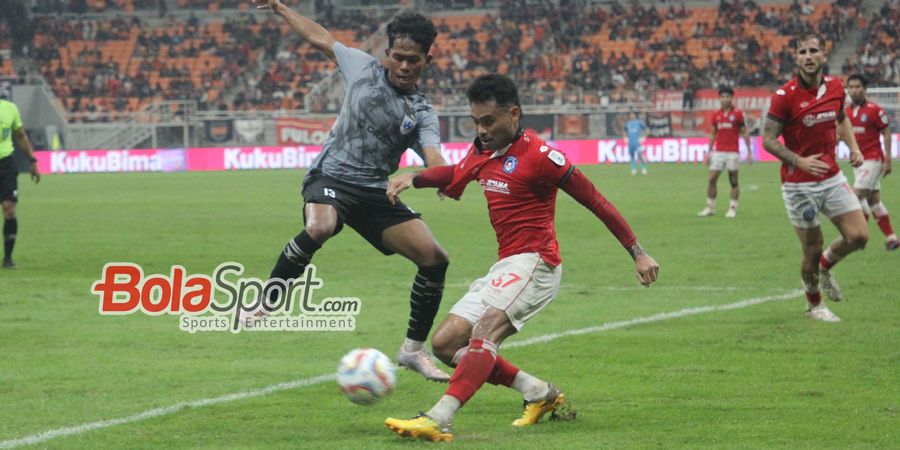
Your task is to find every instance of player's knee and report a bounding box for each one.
[430,333,461,367]
[729,173,739,188]
[1,203,15,219]
[304,221,336,243]
[428,245,449,266]
[847,230,868,250]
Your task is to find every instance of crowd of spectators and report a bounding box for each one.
[842,0,900,87]
[4,0,897,119]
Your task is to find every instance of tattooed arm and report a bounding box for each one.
[762,115,830,177]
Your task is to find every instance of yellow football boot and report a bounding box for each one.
[512,384,566,427]
[384,413,453,442]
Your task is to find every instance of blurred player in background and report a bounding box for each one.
[698,86,752,218]
[845,74,897,250]
[762,33,866,321]
[624,111,648,175]
[0,98,41,269]
[383,74,659,441]
[250,0,451,381]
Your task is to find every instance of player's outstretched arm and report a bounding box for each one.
[253,0,336,61]
[560,167,659,286]
[386,165,454,205]
[836,114,864,167]
[762,116,829,176]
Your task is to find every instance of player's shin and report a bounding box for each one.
[406,262,448,346]
[265,231,320,309]
[430,338,498,423]
[3,217,16,262]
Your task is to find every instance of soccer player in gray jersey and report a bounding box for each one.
[252,0,451,381]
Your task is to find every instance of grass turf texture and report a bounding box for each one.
[1,163,897,448]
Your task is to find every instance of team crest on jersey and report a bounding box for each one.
[860,113,868,123]
[728,114,734,121]
[800,101,809,108]
[502,156,518,174]
[400,115,416,135]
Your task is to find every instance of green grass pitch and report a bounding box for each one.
[1,163,897,448]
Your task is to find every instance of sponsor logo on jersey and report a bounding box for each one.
[719,122,734,129]
[480,179,510,194]
[802,110,836,127]
[852,126,866,134]
[800,101,809,108]
[400,115,416,135]
[502,155,518,174]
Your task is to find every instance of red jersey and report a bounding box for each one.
[712,108,745,152]
[444,130,574,265]
[846,100,889,161]
[767,76,845,183]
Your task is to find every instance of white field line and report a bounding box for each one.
[0,290,801,449]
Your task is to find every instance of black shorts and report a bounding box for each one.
[0,156,18,203]
[301,171,422,255]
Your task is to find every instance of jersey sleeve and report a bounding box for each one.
[537,144,575,186]
[767,88,790,122]
[875,105,890,130]
[412,106,441,161]
[332,41,377,84]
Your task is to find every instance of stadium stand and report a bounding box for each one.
[3,0,889,119]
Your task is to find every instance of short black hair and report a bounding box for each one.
[386,12,438,54]
[466,74,520,108]
[718,86,734,96]
[847,74,868,87]
[795,32,826,50]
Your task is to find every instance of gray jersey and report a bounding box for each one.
[310,42,440,189]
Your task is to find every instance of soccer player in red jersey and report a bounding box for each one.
[698,86,753,218]
[382,74,659,441]
[762,34,867,320]
[845,74,897,250]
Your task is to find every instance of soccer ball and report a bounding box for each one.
[336,348,396,405]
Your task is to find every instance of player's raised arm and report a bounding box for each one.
[254,0,337,61]
[558,167,659,286]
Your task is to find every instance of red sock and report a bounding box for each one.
[445,339,497,405]
[806,291,822,307]
[819,254,837,270]
[876,215,895,237]
[486,356,520,387]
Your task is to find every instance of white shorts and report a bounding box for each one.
[781,172,861,229]
[709,151,739,172]
[448,252,562,331]
[853,160,882,191]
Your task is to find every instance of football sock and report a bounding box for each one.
[729,199,738,210]
[819,248,841,271]
[402,338,424,353]
[406,262,448,342]
[872,202,895,237]
[426,395,461,426]
[511,370,550,402]
[486,355,520,387]
[444,338,497,406]
[3,218,16,261]
[803,278,820,307]
[707,198,715,209]
[806,291,822,308]
[265,231,320,309]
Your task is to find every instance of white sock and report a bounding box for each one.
[822,248,842,266]
[707,198,715,208]
[729,199,738,210]
[426,395,461,425]
[512,371,549,402]
[402,338,424,353]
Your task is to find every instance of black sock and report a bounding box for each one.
[406,262,449,342]
[264,231,322,309]
[3,218,17,261]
